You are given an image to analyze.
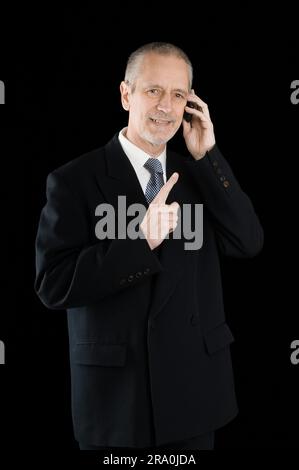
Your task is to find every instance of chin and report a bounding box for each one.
[142,129,176,147]
[149,137,169,146]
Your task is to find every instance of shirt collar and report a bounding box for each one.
[118,127,167,175]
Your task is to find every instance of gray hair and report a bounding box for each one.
[124,42,193,91]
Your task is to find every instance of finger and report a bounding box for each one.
[169,201,180,211]
[188,91,210,118]
[189,90,207,108]
[152,172,179,205]
[150,203,179,217]
[185,105,210,122]
[164,212,178,220]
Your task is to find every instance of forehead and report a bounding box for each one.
[136,53,190,90]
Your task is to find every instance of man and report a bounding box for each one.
[35,42,263,450]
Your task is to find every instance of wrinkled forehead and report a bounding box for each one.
[136,53,190,91]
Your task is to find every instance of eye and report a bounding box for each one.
[147,89,160,95]
[175,93,184,99]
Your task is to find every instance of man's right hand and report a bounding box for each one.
[140,172,180,250]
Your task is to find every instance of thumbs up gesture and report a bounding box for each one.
[140,172,180,250]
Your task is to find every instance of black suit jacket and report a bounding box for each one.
[35,134,263,447]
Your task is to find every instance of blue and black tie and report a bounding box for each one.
[144,158,164,204]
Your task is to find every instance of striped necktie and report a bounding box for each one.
[144,158,164,204]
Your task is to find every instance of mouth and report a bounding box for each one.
[149,117,172,126]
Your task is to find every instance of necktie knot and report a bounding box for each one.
[144,158,163,174]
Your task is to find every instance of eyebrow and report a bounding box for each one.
[144,84,188,96]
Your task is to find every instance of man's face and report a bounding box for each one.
[120,53,190,152]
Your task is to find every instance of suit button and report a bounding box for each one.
[223,180,230,188]
[120,278,126,285]
[127,275,134,282]
[143,267,150,275]
[219,175,226,182]
[135,271,142,278]
[216,168,222,175]
[212,161,218,168]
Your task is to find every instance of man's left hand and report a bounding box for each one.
[182,90,216,160]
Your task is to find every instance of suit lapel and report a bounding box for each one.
[98,134,149,210]
[96,134,194,322]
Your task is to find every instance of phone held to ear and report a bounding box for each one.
[183,101,203,122]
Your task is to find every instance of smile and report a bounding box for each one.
[149,118,172,125]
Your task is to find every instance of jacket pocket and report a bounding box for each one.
[203,322,235,355]
[73,343,127,366]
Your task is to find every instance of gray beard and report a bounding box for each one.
[141,129,176,147]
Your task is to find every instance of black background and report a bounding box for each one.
[0,5,298,452]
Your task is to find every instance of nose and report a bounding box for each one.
[157,93,172,114]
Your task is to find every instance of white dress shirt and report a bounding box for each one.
[118,127,166,195]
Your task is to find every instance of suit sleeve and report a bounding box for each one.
[34,171,163,309]
[185,145,264,258]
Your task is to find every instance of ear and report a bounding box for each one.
[120,81,130,111]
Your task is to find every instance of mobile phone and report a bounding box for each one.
[183,101,202,122]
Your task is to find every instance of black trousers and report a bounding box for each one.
[79,432,214,450]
